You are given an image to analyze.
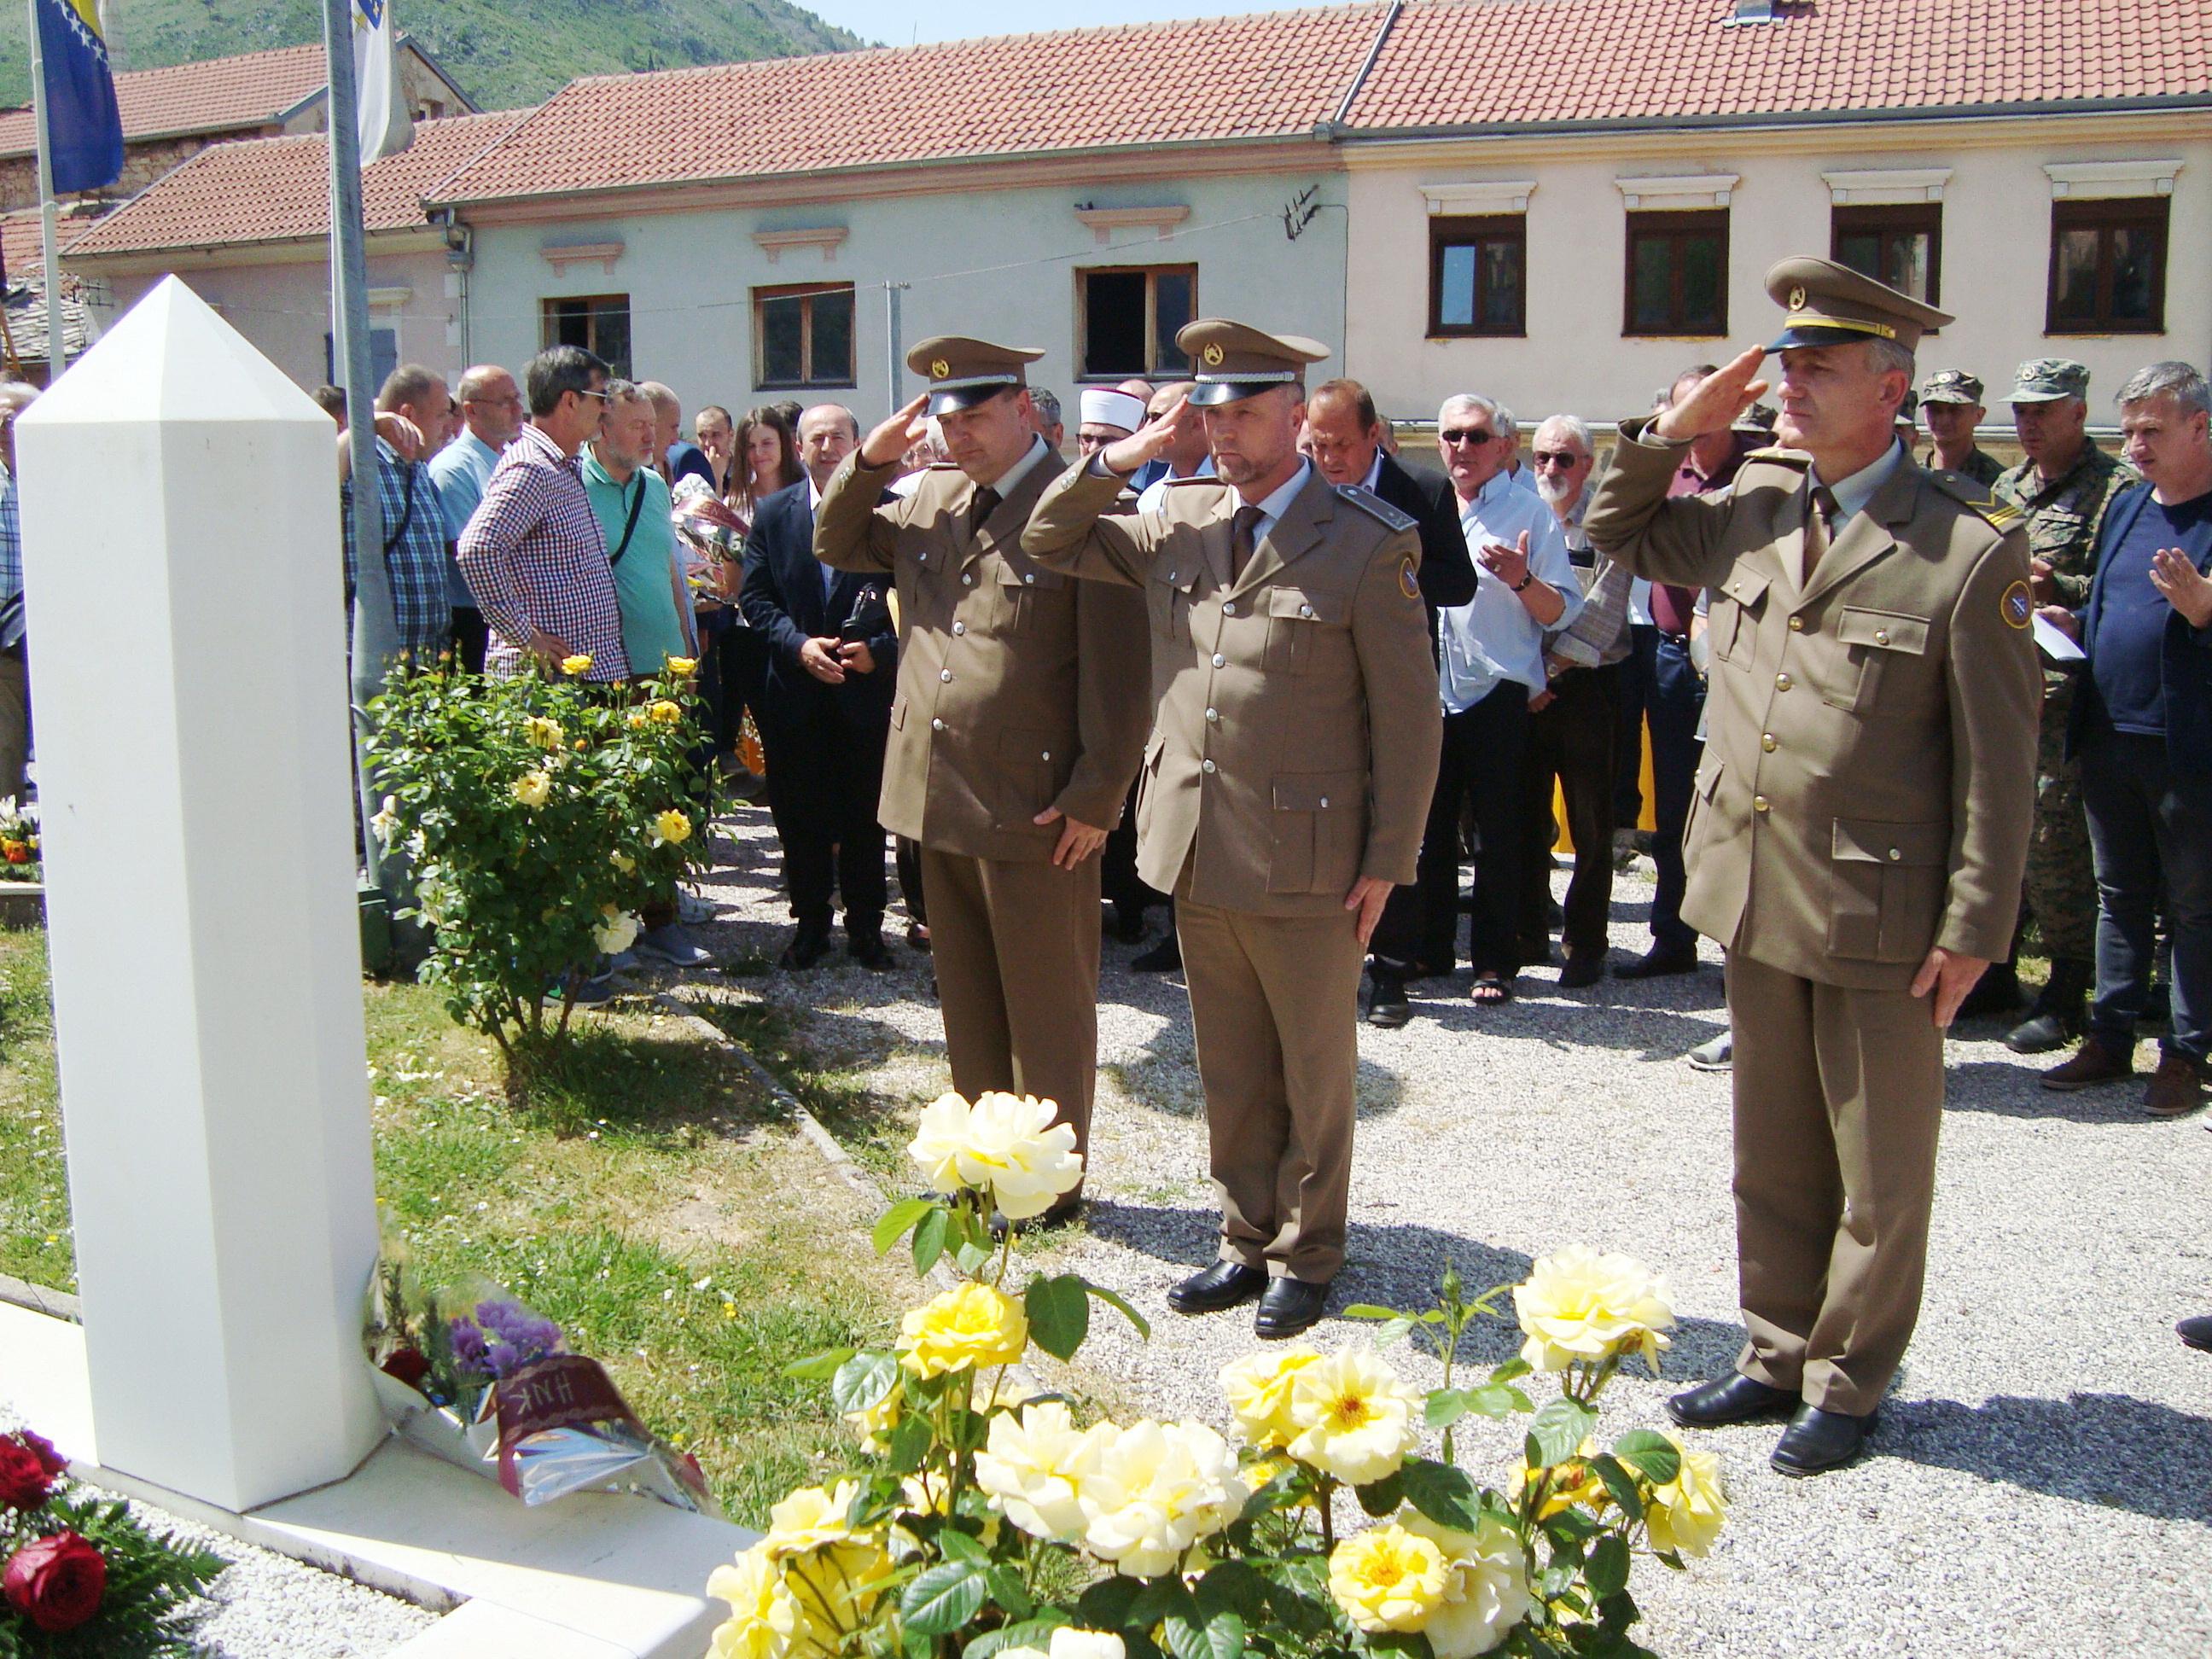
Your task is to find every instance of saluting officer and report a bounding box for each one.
[814,340,1150,1227]
[1023,320,1441,1338]
[1585,260,2040,1475]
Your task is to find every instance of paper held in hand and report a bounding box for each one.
[2034,613,2086,664]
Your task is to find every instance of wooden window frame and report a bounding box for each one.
[2046,197,2168,335]
[1075,264,1198,381]
[538,294,630,377]
[1831,201,1942,308]
[753,282,857,391]
[1622,209,1729,339]
[1427,214,1528,339]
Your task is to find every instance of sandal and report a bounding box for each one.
[1470,975,1514,1006]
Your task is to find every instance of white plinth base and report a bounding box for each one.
[0,1304,755,1658]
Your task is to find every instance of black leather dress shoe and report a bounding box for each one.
[1615,946,1699,981]
[1771,1405,1876,1476]
[1558,952,1605,989]
[1132,934,1183,974]
[1254,1277,1330,1339]
[1666,1372,1797,1429]
[2178,1313,2212,1353]
[848,931,894,971]
[1167,1261,1266,1315]
[1366,969,1412,1028]
[780,919,834,970]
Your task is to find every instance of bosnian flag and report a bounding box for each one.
[34,0,124,194]
[352,0,413,166]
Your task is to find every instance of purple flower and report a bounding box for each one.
[487,1342,524,1376]
[447,1317,492,1378]
[474,1300,562,1363]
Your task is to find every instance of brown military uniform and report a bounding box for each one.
[1586,258,2040,1416]
[1024,458,1440,1282]
[815,422,1149,1179]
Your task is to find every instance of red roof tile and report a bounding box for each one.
[61,112,525,256]
[1343,0,2212,130]
[1,208,45,282]
[426,8,1382,205]
[0,44,335,159]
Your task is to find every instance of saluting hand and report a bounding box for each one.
[1033,807,1107,869]
[860,393,931,469]
[2149,546,2212,629]
[1100,397,1190,478]
[1651,344,1771,445]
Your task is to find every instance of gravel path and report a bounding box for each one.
[694,803,2212,1658]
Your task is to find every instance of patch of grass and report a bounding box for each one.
[0,932,68,1289]
[682,991,915,1183]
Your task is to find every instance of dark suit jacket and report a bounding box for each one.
[1371,452,1477,650]
[2069,480,2212,774]
[740,480,897,719]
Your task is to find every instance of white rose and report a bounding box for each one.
[1511,1245,1676,1375]
[961,1091,1083,1220]
[1048,1633,1127,1659]
[908,1091,974,1194]
[592,906,641,955]
[1284,1346,1423,1487]
[975,1401,1096,1543]
[1400,1510,1533,1658]
[1075,1420,1247,1578]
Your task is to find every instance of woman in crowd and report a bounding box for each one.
[700,407,800,791]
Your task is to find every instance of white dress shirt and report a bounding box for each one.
[1436,469,1583,712]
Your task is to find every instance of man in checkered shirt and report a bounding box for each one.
[458,346,630,681]
[0,381,36,803]
[341,364,454,665]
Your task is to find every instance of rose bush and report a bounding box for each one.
[710,1095,1730,1658]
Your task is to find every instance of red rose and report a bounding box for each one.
[0,1438,52,1511]
[18,1431,65,1480]
[380,1347,430,1390]
[3,1532,107,1633]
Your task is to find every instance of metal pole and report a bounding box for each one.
[886,282,905,419]
[321,0,399,904]
[27,0,67,381]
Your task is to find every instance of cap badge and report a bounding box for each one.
[2001,579,2033,630]
[929,358,950,380]
[1202,342,1225,368]
[1788,286,1808,311]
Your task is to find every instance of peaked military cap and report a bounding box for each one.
[906,336,1044,416]
[1920,369,1985,405]
[1764,256,1952,354]
[2007,358,2090,405]
[1176,318,1330,405]
[1895,387,1920,425]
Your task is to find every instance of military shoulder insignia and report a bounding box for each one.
[1743,446,1813,469]
[1399,556,1420,600]
[1336,484,1417,533]
[2001,579,2034,630]
[1930,470,2024,532]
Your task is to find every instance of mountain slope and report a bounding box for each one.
[0,0,868,112]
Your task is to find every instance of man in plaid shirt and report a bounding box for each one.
[457,346,629,682]
[341,364,454,663]
[0,381,35,803]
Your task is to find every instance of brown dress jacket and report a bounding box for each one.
[813,443,1150,864]
[1585,423,2040,990]
[1022,461,1441,918]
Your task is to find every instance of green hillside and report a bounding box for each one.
[0,0,869,112]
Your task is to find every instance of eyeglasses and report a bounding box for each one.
[1532,451,1583,468]
[1440,428,1494,446]
[576,388,610,404]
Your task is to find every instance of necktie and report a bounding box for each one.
[1230,504,1265,582]
[969,486,1001,540]
[1802,484,1839,583]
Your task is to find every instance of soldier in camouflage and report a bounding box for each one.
[1917,370,2005,488]
[1988,358,2139,1051]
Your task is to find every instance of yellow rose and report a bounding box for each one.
[760,1479,867,1559]
[648,699,683,724]
[904,1090,1083,1220]
[1399,1510,1534,1658]
[592,906,641,956]
[1329,1525,1448,1633]
[609,850,637,874]
[784,1540,893,1635]
[562,653,593,676]
[845,1383,900,1454]
[525,715,564,750]
[975,1400,1098,1542]
[704,1545,799,1659]
[627,710,649,729]
[1284,1346,1423,1487]
[667,655,699,676]
[1220,1346,1321,1450]
[897,1282,1027,1378]
[1073,1419,1247,1578]
[650,808,693,847]
[1511,1244,1676,1374]
[513,770,551,809]
[1643,1432,1727,1559]
[1507,1438,1609,1519]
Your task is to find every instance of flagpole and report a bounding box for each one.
[27,0,67,381]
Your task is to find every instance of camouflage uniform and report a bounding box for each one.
[1918,445,2005,490]
[1993,437,2139,961]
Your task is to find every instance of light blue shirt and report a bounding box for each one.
[428,428,504,608]
[1818,439,1907,527]
[1242,458,1315,545]
[1436,469,1583,712]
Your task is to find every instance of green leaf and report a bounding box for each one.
[969,1616,1074,1658]
[1489,1354,1534,1384]
[1354,1469,1406,1516]
[954,1239,996,1277]
[1397,1456,1482,1532]
[1425,1388,1471,1429]
[1609,1429,1680,1487]
[830,1352,899,1417]
[1163,1602,1246,1659]
[1025,1273,1091,1361]
[1195,1561,1271,1625]
[1075,1573,1144,1629]
[984,1563,1035,1621]
[1586,1533,1631,1598]
[1462,1382,1526,1418]
[1340,1303,1404,1320]
[1373,1314,1417,1348]
[783,1346,854,1382]
[900,1561,987,1635]
[1587,1454,1646,1517]
[887,1412,933,1474]
[912,1206,951,1274]
[934,1527,987,1563]
[1080,1276,1152,1341]
[1130,1577,1196,1629]
[1528,1397,1598,1468]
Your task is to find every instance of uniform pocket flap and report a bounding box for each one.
[1272,771,1362,811]
[1720,568,1772,607]
[1836,608,1930,654]
[1157,563,1199,593]
[1000,563,1068,591]
[890,700,906,731]
[1696,757,1724,800]
[1000,729,1064,763]
[1266,588,1348,624]
[1832,818,1947,865]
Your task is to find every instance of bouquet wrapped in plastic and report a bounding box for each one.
[365,1255,713,1514]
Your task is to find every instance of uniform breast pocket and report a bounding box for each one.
[1267,771,1366,895]
[1824,608,1930,713]
[1150,566,1198,644]
[1710,568,1770,671]
[2028,509,2087,567]
[1828,818,1949,962]
[1262,588,1349,673]
[995,563,1068,632]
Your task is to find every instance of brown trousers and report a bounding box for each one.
[919,847,1099,1173]
[1726,950,1945,1417]
[1175,892,1365,1284]
[0,646,26,805]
